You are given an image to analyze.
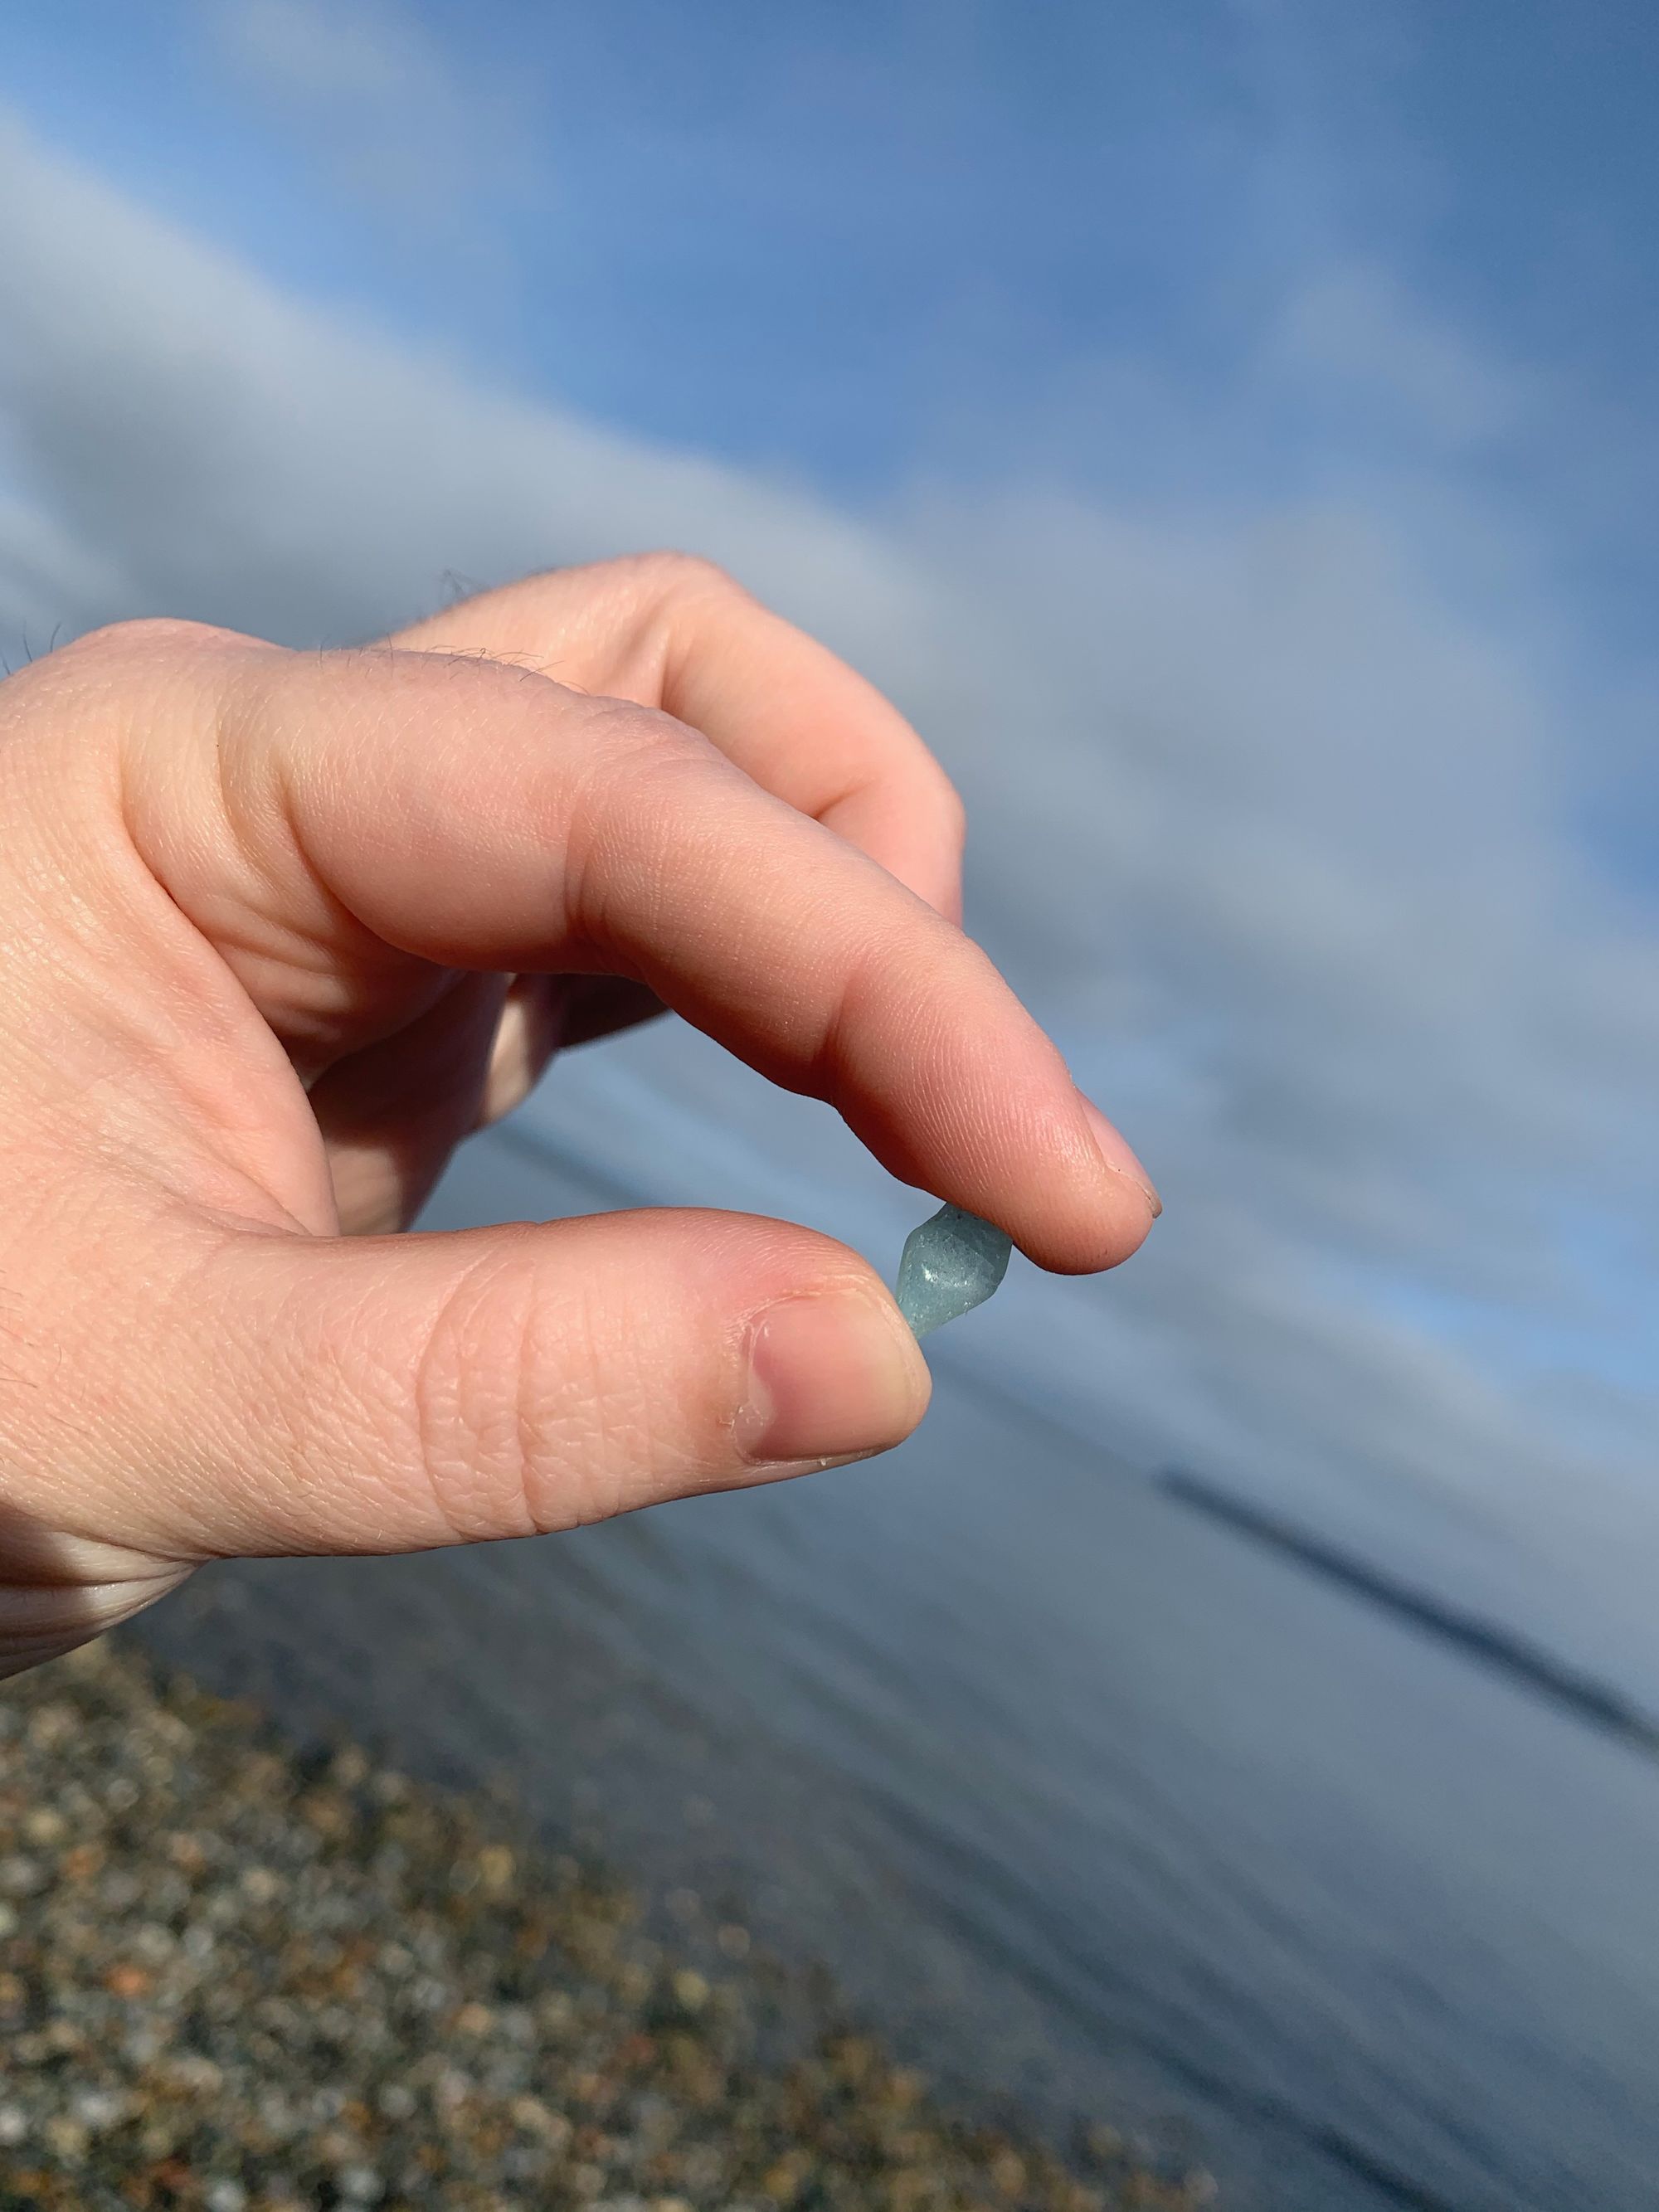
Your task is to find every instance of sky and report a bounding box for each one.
[0,1,1656,1670]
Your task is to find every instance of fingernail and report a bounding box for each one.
[737,1289,931,1464]
[1078,1093,1161,1218]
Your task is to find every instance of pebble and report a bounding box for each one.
[0,1639,1215,2210]
[896,1205,1013,1338]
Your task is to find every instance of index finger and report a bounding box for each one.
[387,554,968,921]
[124,634,1158,1274]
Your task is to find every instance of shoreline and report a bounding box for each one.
[1,1641,1215,2211]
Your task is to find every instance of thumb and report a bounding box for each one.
[117,1209,931,1561]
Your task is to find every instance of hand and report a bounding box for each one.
[0,553,1157,1674]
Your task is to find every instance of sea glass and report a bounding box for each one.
[895,1204,1012,1339]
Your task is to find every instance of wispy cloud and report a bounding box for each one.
[1269,260,1535,449]
[199,0,545,235]
[0,109,1652,1674]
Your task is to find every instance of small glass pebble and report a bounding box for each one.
[895,1204,1012,1339]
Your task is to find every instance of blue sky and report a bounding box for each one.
[0,1,1655,1670]
[11,2,1657,807]
[10,2,1658,521]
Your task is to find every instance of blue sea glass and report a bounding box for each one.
[895,1204,1012,1339]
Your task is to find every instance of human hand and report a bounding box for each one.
[0,554,1157,1674]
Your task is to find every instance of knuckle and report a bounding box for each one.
[560,700,721,932]
[411,1237,543,1540]
[588,691,708,766]
[408,1228,745,1544]
[569,696,720,824]
[59,615,246,668]
[524,548,748,612]
[635,548,745,600]
[1,618,251,741]
[411,1236,628,1543]
[630,549,758,633]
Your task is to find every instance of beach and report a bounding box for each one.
[68,1119,1657,2212]
[0,1640,1209,2212]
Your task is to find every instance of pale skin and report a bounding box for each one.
[0,553,1158,1676]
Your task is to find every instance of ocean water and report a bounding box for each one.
[136,1117,1659,2212]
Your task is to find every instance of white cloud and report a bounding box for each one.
[199,0,543,231]
[0,113,1653,1673]
[1271,261,1532,448]
[208,0,443,104]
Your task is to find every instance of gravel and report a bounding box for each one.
[0,1639,1216,2211]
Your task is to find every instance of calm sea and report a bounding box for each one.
[136,1116,1659,2212]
